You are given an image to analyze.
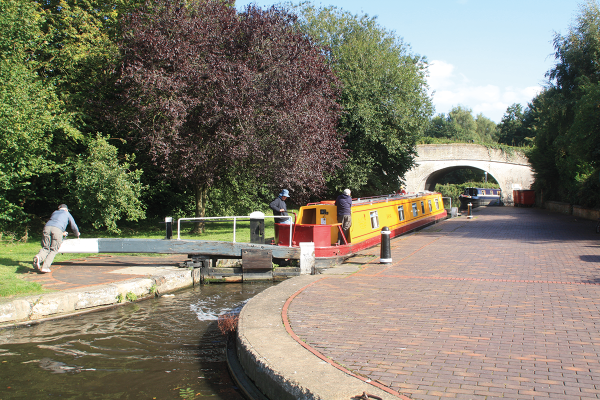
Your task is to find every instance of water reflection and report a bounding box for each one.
[0,282,273,399]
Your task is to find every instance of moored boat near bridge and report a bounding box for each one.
[458,187,502,209]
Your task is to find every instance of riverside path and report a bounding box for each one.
[256,206,600,399]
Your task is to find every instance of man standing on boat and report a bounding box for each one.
[269,189,291,224]
[335,189,352,245]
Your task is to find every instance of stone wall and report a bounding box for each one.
[573,205,600,221]
[544,201,572,215]
[544,201,600,221]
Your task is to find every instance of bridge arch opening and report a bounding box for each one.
[423,166,499,191]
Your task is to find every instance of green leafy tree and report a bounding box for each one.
[423,106,494,143]
[448,106,479,142]
[528,0,600,207]
[568,80,600,169]
[497,103,532,146]
[293,4,433,196]
[475,113,498,143]
[0,0,75,228]
[69,135,145,233]
[35,0,144,127]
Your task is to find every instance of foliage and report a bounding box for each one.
[496,103,534,146]
[475,114,498,143]
[292,4,433,196]
[117,0,345,232]
[527,1,600,207]
[206,170,276,217]
[35,0,144,128]
[179,387,196,400]
[0,0,73,228]
[125,291,138,302]
[69,135,146,233]
[435,181,500,210]
[423,106,498,144]
[0,0,148,232]
[437,169,498,186]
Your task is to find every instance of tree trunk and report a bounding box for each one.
[192,184,207,234]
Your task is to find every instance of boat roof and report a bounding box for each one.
[307,191,441,207]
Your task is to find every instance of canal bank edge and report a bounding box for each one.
[236,274,402,400]
[0,267,197,326]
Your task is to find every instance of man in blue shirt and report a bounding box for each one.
[33,204,80,273]
[335,189,352,245]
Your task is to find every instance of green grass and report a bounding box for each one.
[0,211,295,298]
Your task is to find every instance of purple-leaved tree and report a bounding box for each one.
[117,0,345,232]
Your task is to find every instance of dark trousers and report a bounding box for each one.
[337,214,352,244]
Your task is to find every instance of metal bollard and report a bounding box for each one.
[249,211,265,244]
[165,217,173,239]
[380,227,392,263]
[467,203,473,219]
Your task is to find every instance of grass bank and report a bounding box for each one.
[0,212,289,298]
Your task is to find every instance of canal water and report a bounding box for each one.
[0,282,273,399]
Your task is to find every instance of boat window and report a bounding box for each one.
[411,203,418,217]
[428,200,433,212]
[421,201,425,214]
[398,206,405,221]
[370,211,379,229]
[301,208,317,224]
[434,198,440,209]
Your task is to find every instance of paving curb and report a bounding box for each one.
[236,274,403,400]
[0,268,196,326]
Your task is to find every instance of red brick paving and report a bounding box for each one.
[287,207,600,399]
[22,254,189,291]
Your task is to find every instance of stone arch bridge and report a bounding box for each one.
[404,144,534,204]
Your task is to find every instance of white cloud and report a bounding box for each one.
[427,60,543,122]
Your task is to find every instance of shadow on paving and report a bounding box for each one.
[439,206,600,243]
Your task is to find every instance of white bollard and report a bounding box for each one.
[299,242,315,275]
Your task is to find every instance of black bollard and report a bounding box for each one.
[380,226,392,263]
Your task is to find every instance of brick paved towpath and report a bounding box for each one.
[286,206,600,399]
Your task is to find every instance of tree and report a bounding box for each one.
[0,0,74,229]
[292,5,433,196]
[422,106,493,143]
[117,0,345,231]
[496,103,531,146]
[528,0,600,207]
[448,106,478,141]
[475,113,498,143]
[68,135,145,234]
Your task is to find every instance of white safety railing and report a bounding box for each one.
[177,215,294,247]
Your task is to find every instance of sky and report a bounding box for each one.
[235,0,584,123]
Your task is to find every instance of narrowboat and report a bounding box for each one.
[275,191,447,267]
[458,187,502,209]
